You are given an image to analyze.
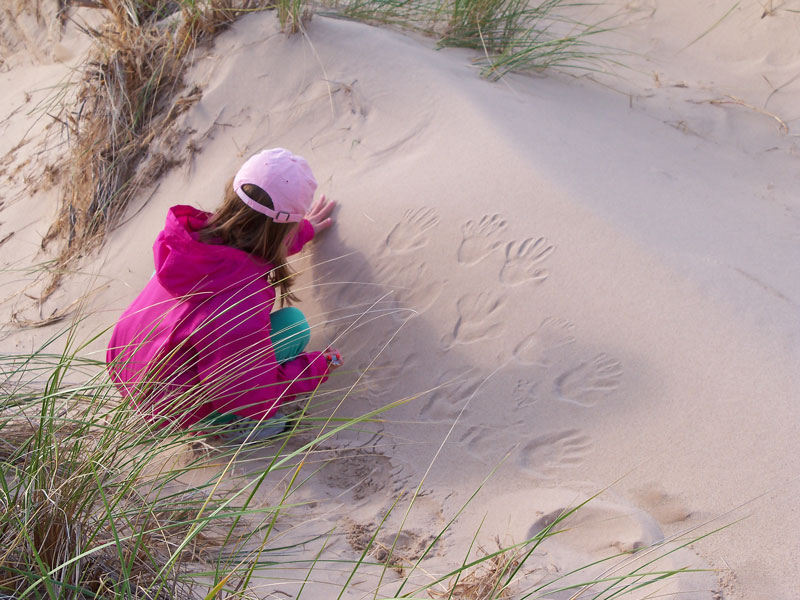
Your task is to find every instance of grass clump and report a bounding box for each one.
[0,323,325,599]
[1,343,203,597]
[41,0,272,298]
[0,308,418,599]
[429,538,522,600]
[0,314,723,599]
[330,0,611,79]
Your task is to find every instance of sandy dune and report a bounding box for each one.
[2,2,800,598]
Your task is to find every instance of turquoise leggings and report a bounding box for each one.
[269,306,311,364]
[205,307,310,429]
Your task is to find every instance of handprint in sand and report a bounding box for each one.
[513,317,575,366]
[513,378,540,409]
[457,214,507,265]
[441,292,505,348]
[554,354,623,407]
[419,367,482,421]
[384,207,440,253]
[374,256,444,313]
[357,352,419,402]
[500,237,554,286]
[459,423,523,463]
[517,429,592,478]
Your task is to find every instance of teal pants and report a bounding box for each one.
[205,307,311,433]
[269,306,311,364]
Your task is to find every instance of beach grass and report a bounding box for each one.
[0,312,393,598]
[40,0,273,299]
[0,302,722,599]
[331,0,612,79]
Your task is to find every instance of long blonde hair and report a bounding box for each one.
[198,178,299,304]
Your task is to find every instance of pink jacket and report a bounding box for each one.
[107,205,328,428]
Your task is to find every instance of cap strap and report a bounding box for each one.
[235,187,304,222]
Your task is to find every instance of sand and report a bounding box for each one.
[2,1,799,598]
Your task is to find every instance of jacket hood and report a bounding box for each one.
[153,205,270,297]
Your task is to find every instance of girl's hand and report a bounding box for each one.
[324,348,343,371]
[307,194,336,235]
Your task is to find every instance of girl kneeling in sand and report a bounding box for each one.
[107,148,341,437]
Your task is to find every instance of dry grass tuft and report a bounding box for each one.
[0,389,240,598]
[430,538,522,600]
[0,414,87,461]
[41,0,270,299]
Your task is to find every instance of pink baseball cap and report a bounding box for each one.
[233,148,317,223]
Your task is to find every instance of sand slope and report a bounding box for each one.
[2,2,800,598]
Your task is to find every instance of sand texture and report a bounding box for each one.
[2,1,800,598]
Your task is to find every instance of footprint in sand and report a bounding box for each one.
[499,238,554,287]
[554,354,623,407]
[527,492,664,554]
[334,80,368,117]
[517,429,592,478]
[633,484,693,526]
[624,0,657,23]
[320,448,406,501]
[513,317,575,366]
[457,214,507,265]
[513,378,540,409]
[419,367,482,421]
[384,207,440,254]
[343,519,436,574]
[372,529,435,570]
[441,292,505,349]
[373,256,444,313]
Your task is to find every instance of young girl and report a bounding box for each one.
[107,148,340,435]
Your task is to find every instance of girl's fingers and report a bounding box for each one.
[311,194,327,214]
[318,198,336,219]
[308,195,336,219]
[308,195,336,234]
[314,217,333,234]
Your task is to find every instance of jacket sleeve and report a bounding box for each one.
[191,290,328,422]
[286,219,315,256]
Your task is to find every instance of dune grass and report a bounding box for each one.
[0,302,723,599]
[0,315,394,598]
[40,0,273,299]
[326,0,612,79]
